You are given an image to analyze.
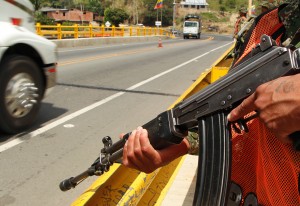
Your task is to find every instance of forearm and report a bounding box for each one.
[157,138,190,167]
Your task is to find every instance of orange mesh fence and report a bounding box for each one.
[231,118,300,205]
[235,8,284,66]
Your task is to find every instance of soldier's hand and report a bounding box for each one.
[122,126,190,173]
[228,74,300,143]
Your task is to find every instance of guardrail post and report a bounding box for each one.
[101,25,105,37]
[137,28,140,36]
[57,24,62,39]
[143,27,146,36]
[74,24,78,38]
[89,24,93,37]
[121,27,124,36]
[36,23,41,36]
[129,27,132,36]
[112,26,115,37]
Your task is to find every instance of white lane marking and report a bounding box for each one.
[0,139,23,153]
[0,42,233,153]
[63,124,75,128]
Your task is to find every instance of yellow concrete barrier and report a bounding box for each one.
[72,43,235,206]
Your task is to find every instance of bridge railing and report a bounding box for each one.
[36,23,171,39]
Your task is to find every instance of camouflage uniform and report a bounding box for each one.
[185,0,300,155]
[233,7,248,38]
[260,0,276,13]
[236,0,276,51]
[186,131,199,155]
[278,0,300,47]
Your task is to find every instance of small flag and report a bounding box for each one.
[154,0,163,9]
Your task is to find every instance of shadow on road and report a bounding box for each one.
[0,102,67,143]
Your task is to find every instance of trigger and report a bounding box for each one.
[231,119,249,134]
[231,113,259,134]
[232,122,242,134]
[237,119,249,133]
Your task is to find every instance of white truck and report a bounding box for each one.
[0,0,57,134]
[183,14,202,39]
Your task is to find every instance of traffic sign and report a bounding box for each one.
[105,21,111,27]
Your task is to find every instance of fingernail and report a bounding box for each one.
[137,126,142,130]
[227,113,231,121]
[131,129,136,135]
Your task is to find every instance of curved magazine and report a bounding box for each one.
[193,112,231,206]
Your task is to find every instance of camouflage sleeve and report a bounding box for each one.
[278,0,300,46]
[240,17,247,28]
[185,131,199,155]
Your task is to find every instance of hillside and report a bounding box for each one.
[207,0,249,12]
[175,13,237,36]
[175,0,249,35]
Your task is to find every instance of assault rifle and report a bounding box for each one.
[60,35,300,205]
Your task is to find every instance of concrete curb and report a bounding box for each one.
[52,36,170,48]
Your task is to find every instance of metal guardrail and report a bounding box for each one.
[36,23,172,39]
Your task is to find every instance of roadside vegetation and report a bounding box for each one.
[30,0,251,34]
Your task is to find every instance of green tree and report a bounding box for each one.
[104,7,129,26]
[220,6,226,15]
[30,0,69,10]
[46,0,65,8]
[72,0,88,10]
[34,12,55,24]
[29,0,47,11]
[226,0,237,9]
[142,0,173,26]
[85,0,104,15]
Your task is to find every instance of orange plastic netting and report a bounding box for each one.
[231,118,300,205]
[230,7,300,204]
[235,8,284,66]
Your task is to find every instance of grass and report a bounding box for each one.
[207,0,250,12]
[200,12,229,22]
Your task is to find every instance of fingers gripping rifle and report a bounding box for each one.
[60,35,300,205]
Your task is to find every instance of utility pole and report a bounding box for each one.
[134,0,139,24]
[161,6,163,27]
[248,0,252,16]
[172,0,176,32]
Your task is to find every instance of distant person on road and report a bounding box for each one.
[233,7,248,38]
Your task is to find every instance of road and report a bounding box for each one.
[0,34,233,206]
